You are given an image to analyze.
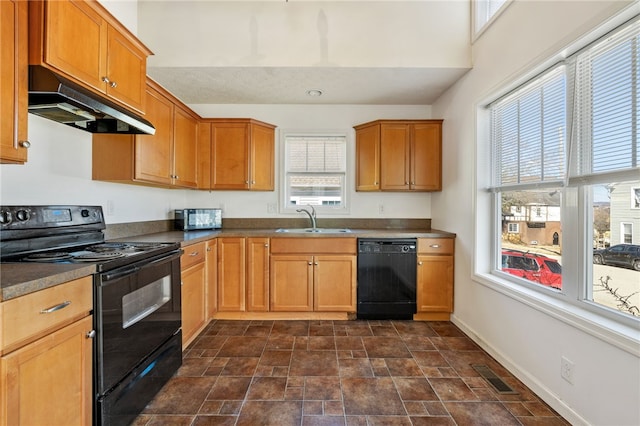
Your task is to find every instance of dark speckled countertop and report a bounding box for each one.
[1,227,455,302]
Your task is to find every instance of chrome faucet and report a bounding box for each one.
[296,205,317,229]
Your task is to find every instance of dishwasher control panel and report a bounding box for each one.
[357,238,416,254]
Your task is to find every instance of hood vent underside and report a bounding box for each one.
[28,66,155,135]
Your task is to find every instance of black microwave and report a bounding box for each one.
[174,209,222,231]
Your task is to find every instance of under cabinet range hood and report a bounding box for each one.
[27,66,155,135]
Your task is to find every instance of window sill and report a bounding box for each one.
[473,272,640,356]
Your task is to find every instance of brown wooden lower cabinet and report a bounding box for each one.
[217,237,246,311]
[416,238,454,320]
[181,242,206,347]
[0,316,94,426]
[246,237,270,312]
[0,276,94,426]
[205,239,218,319]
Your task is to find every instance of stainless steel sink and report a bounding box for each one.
[275,228,352,234]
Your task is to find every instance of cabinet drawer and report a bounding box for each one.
[1,276,93,353]
[181,242,206,269]
[418,238,454,254]
[270,237,356,255]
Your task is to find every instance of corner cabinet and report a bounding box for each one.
[416,238,454,320]
[92,79,199,189]
[0,276,94,425]
[354,120,443,192]
[28,0,152,113]
[0,0,29,164]
[198,119,276,191]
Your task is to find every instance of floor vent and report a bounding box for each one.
[472,364,518,394]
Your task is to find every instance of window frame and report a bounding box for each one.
[472,0,512,42]
[477,14,640,335]
[279,129,350,215]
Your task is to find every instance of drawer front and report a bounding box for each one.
[418,238,454,254]
[181,241,206,269]
[270,237,357,255]
[1,276,93,353]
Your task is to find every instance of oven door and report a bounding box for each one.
[95,250,182,394]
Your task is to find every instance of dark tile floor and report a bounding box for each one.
[134,320,569,426]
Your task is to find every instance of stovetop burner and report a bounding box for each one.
[23,252,74,261]
[73,251,127,261]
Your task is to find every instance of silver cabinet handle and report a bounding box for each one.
[418,261,423,266]
[86,330,96,339]
[19,140,31,148]
[40,301,71,314]
[109,80,117,88]
[430,244,440,248]
[308,261,313,265]
[190,252,199,256]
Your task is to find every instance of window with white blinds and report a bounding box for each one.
[487,16,640,321]
[490,67,566,190]
[570,20,640,184]
[283,135,347,211]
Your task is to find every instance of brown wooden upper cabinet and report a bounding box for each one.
[198,119,276,191]
[92,79,199,189]
[28,0,152,113]
[0,0,29,164]
[354,119,443,192]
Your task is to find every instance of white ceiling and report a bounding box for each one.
[137,1,472,106]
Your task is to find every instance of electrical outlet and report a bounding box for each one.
[378,204,384,214]
[561,356,574,384]
[267,203,277,214]
[106,200,115,216]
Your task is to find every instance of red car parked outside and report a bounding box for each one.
[501,249,562,289]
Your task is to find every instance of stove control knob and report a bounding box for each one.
[0,211,12,225]
[81,209,90,218]
[15,209,30,222]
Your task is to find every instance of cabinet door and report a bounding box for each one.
[0,0,28,164]
[1,316,93,426]
[218,238,246,311]
[135,86,173,185]
[172,106,199,188]
[380,123,410,190]
[105,25,146,112]
[411,122,442,191]
[181,262,206,347]
[197,123,212,190]
[417,255,454,313]
[270,255,313,312]
[249,124,275,190]
[355,124,380,191]
[247,238,270,312]
[314,255,356,312]
[206,239,218,319]
[43,0,107,94]
[211,123,250,189]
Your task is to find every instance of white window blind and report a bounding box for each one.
[490,67,566,191]
[570,20,640,184]
[286,136,346,173]
[283,135,347,210]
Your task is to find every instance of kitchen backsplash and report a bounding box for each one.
[105,218,432,240]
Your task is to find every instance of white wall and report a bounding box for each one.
[431,1,640,425]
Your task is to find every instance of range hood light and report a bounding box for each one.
[307,89,323,97]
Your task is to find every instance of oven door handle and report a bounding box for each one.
[101,265,141,282]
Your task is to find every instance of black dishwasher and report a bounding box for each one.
[357,238,417,320]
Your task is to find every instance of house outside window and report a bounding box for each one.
[488,18,640,320]
[282,134,348,214]
[507,223,519,233]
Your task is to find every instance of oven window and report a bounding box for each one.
[122,276,171,329]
